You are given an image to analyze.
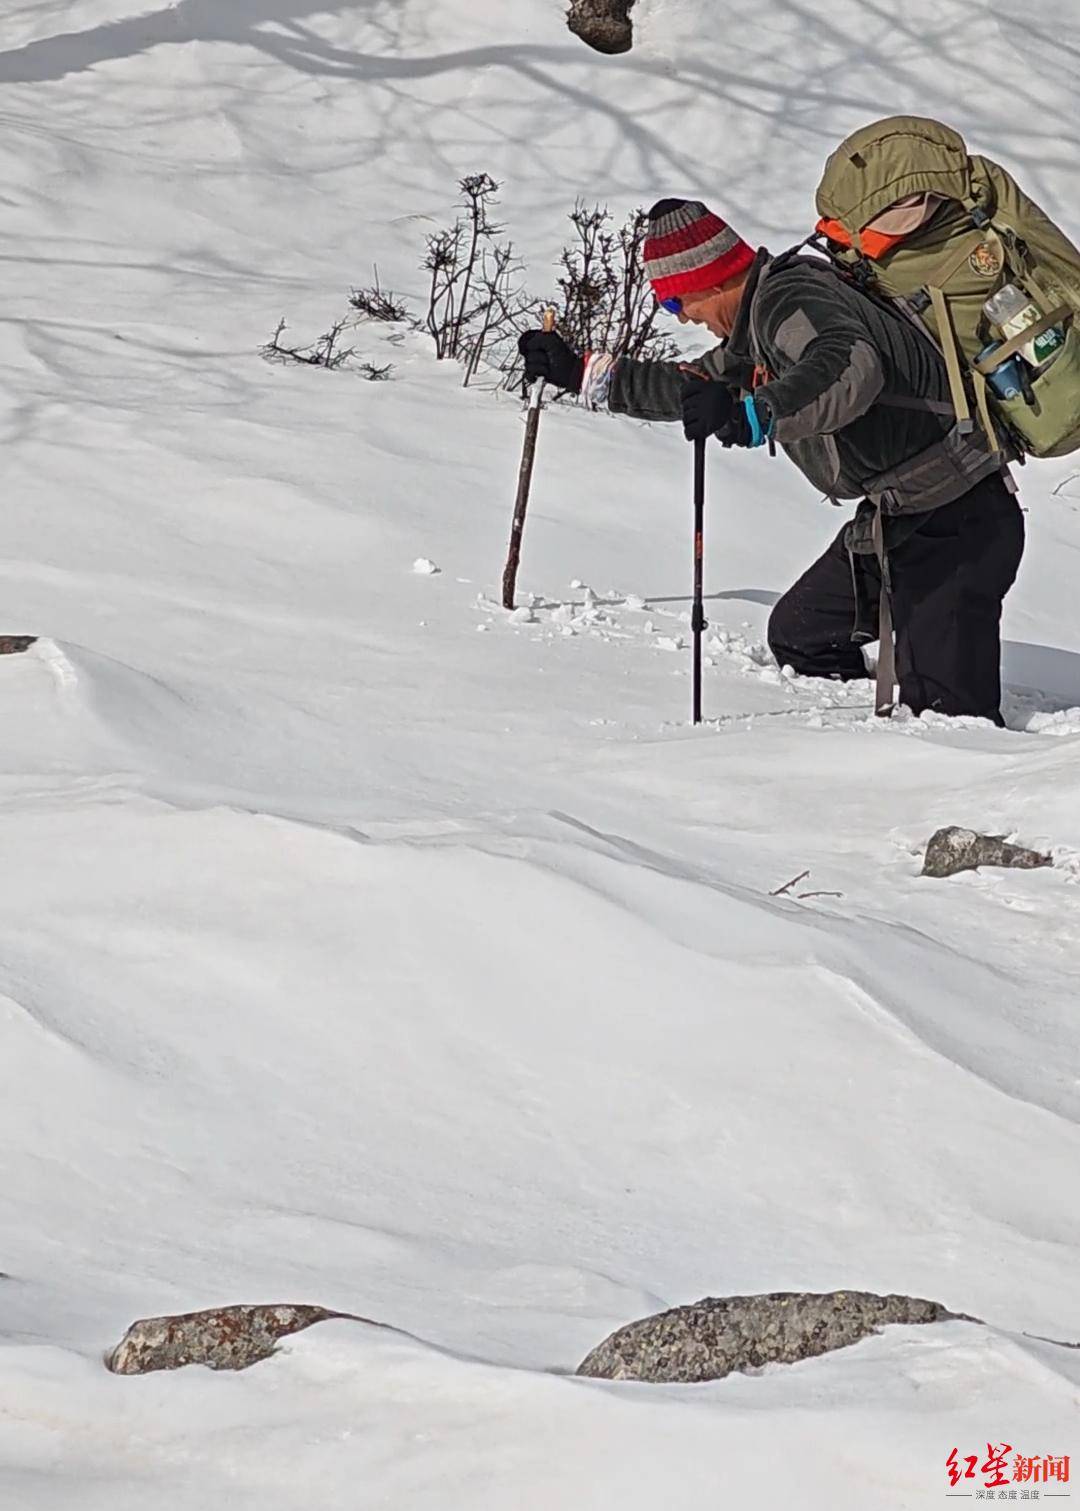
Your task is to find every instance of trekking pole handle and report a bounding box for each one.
[527,309,557,411]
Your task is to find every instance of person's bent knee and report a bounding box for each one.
[767,594,798,665]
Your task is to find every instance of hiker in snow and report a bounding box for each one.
[519,198,1025,724]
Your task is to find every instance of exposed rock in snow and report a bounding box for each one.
[107,1304,353,1374]
[576,1291,964,1383]
[0,637,36,655]
[921,827,1052,880]
[567,0,635,53]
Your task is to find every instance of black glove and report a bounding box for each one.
[717,392,774,448]
[680,376,735,441]
[518,330,584,393]
[682,377,773,448]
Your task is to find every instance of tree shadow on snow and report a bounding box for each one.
[3,0,1077,233]
[0,0,387,85]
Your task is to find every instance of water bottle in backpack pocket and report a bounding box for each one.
[983,283,1066,373]
[973,282,1080,456]
[980,320,1080,459]
[975,342,1025,400]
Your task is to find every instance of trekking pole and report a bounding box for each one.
[502,308,556,610]
[691,436,707,724]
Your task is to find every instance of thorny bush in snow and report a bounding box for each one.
[263,174,676,394]
[260,317,395,379]
[421,178,677,392]
[422,174,532,387]
[349,269,409,324]
[262,316,355,370]
[419,176,676,392]
[550,200,676,369]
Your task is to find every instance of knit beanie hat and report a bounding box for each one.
[644,198,755,303]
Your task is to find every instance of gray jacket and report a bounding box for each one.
[610,250,1006,546]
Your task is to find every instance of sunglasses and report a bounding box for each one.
[659,295,683,315]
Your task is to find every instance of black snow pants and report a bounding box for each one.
[767,474,1025,724]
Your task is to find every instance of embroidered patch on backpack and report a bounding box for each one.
[969,241,1003,277]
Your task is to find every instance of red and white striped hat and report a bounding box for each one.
[644,198,755,302]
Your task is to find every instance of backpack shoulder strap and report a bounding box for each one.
[924,283,973,433]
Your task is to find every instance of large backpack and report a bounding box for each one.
[814,116,1080,460]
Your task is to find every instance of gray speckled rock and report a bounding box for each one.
[107,1304,359,1374]
[567,0,634,54]
[577,1291,965,1383]
[922,826,1051,880]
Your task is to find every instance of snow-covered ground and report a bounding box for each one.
[2,1,1080,1505]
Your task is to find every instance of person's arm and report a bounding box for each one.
[753,272,885,443]
[517,328,749,423]
[606,345,746,421]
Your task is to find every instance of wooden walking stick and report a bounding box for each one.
[502,309,556,610]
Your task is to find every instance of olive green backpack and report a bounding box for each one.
[815,116,1080,459]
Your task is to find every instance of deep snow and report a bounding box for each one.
[2,1,1080,1506]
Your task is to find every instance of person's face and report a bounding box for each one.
[676,287,724,335]
[676,274,746,338]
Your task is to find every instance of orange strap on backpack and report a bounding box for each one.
[816,216,909,262]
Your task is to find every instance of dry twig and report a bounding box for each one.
[770,869,844,901]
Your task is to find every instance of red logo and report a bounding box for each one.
[947,1445,1071,1498]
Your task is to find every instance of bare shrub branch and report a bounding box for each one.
[423,174,512,372]
[266,180,678,398]
[552,202,676,366]
[261,317,357,371]
[349,265,410,323]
